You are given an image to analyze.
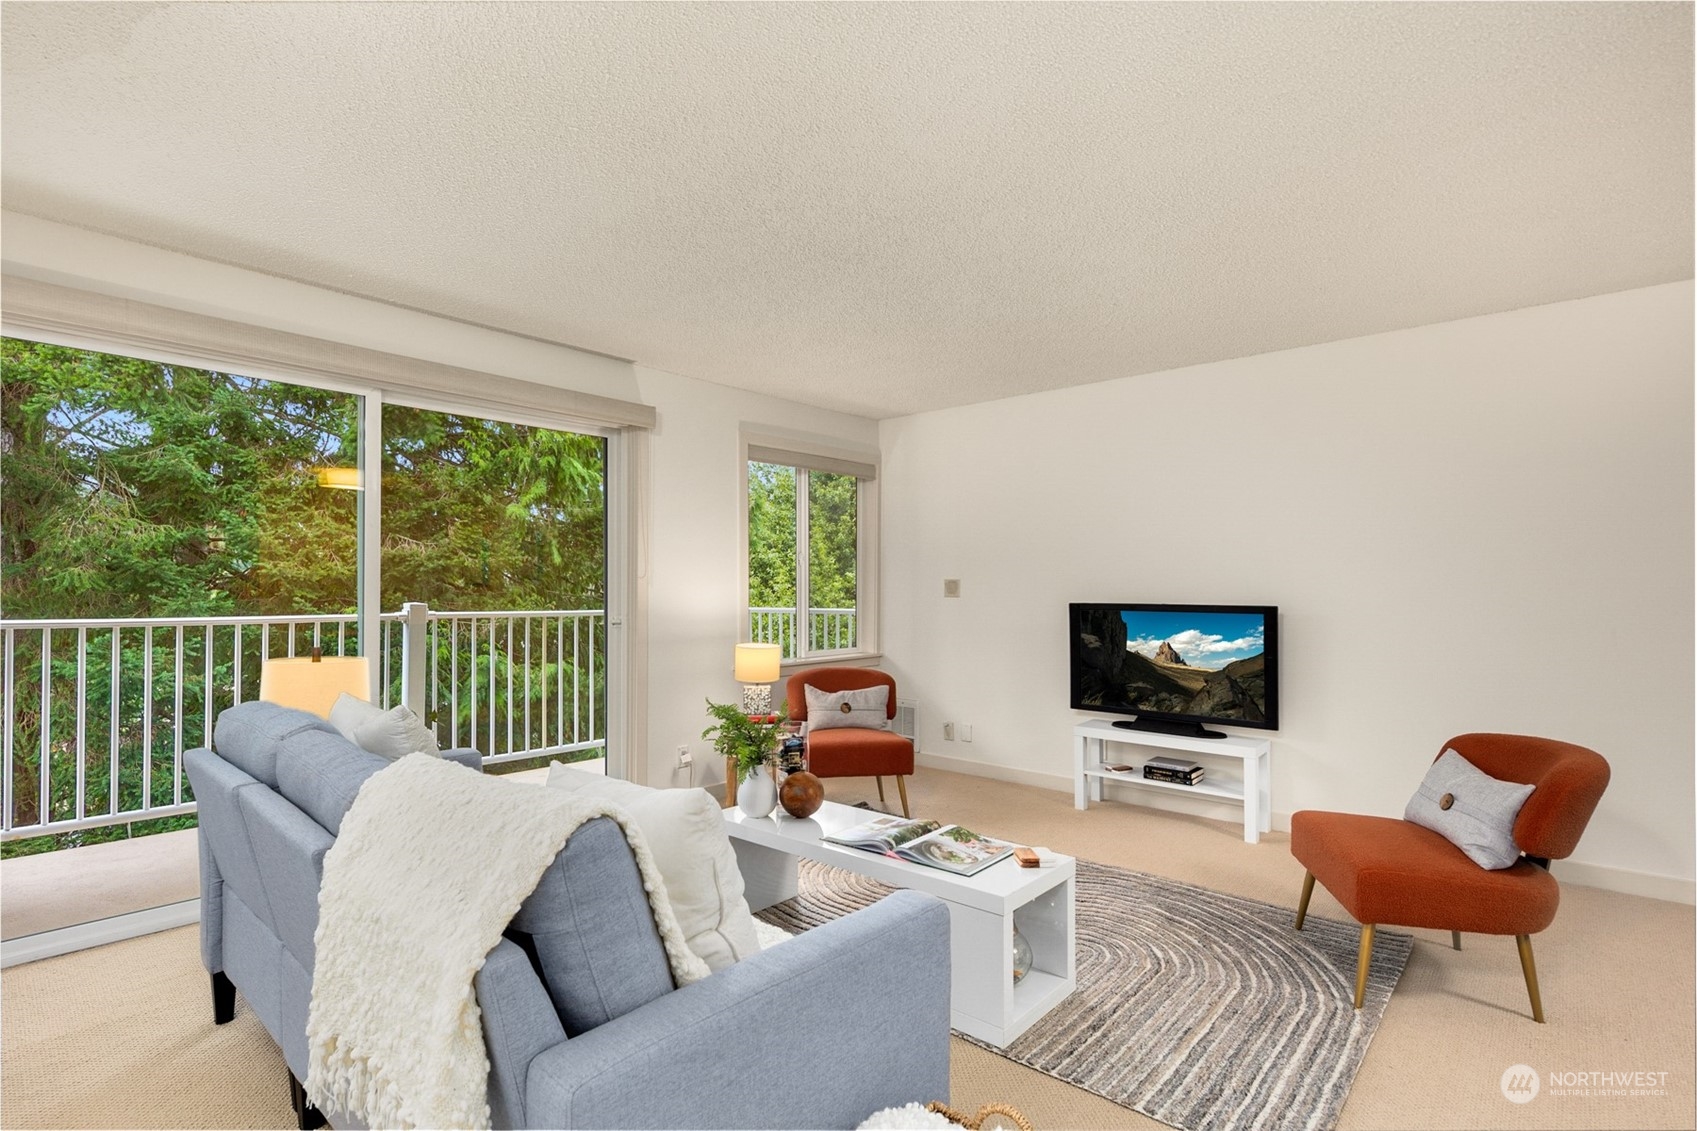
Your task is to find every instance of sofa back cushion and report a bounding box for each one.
[214,702,341,789]
[508,815,676,1036]
[546,765,761,970]
[275,727,392,836]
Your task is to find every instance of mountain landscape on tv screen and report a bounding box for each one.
[1073,607,1268,723]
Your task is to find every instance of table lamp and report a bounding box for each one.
[259,649,372,718]
[734,643,782,715]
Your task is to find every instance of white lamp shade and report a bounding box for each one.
[733,643,782,683]
[259,656,372,718]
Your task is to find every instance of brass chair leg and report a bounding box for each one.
[876,776,887,806]
[895,775,910,818]
[1516,934,1545,1023]
[1294,871,1316,930]
[1451,930,1462,951]
[1353,923,1376,1010]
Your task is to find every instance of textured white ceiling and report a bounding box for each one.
[2,2,1691,419]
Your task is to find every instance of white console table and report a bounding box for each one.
[1073,719,1272,844]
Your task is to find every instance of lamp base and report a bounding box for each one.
[740,683,773,715]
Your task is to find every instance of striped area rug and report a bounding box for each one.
[754,858,1410,1131]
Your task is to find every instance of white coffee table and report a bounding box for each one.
[723,800,1077,1047]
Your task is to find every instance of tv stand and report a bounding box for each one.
[1110,717,1228,740]
[1073,719,1272,844]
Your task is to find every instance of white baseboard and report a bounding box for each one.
[916,749,1075,793]
[916,750,1695,905]
[1552,859,1696,905]
[1,898,200,968]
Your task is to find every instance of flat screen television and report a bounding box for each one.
[1069,603,1278,738]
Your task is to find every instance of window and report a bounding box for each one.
[745,442,877,661]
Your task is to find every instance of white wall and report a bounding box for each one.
[1,212,879,791]
[631,367,879,787]
[879,282,1695,900]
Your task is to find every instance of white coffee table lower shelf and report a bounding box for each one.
[723,800,1076,1048]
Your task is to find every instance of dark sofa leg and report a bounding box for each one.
[289,1072,326,1131]
[211,971,236,1024]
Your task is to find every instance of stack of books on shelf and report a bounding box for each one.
[1142,756,1205,786]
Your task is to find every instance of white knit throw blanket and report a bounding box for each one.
[305,754,709,1130]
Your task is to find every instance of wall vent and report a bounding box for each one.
[893,698,918,741]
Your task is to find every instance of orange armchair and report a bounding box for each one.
[787,667,915,817]
[1291,733,1609,1022]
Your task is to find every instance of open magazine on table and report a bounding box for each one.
[822,814,1015,876]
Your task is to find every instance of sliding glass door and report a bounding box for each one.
[378,404,609,772]
[1,337,364,938]
[2,337,617,947]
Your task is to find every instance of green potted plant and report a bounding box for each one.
[703,699,790,816]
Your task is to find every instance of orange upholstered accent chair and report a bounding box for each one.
[787,667,915,817]
[1291,733,1609,1022]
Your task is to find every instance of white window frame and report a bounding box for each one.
[740,430,880,667]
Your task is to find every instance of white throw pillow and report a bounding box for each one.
[328,692,440,761]
[804,684,890,731]
[544,762,761,970]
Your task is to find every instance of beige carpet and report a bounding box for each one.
[3,766,1693,1130]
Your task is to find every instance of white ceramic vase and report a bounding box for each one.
[737,763,778,818]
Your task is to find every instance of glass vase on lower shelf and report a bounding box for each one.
[1012,927,1034,985]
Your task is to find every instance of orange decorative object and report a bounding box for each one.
[779,771,825,818]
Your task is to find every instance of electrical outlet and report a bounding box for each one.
[943,722,955,741]
[961,724,973,743]
[677,745,692,768]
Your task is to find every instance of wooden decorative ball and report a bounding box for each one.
[778,771,824,818]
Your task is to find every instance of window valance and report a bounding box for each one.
[1,275,655,431]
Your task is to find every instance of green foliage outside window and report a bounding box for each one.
[747,461,859,655]
[1,338,609,856]
[747,462,797,609]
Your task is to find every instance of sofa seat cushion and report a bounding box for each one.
[546,765,761,970]
[806,726,915,779]
[1291,810,1559,935]
[214,702,340,788]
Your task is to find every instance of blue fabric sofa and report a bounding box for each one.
[187,701,952,1129]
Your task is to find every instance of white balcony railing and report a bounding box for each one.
[1,604,604,841]
[748,607,857,657]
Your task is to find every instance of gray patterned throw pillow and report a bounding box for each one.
[1404,748,1535,869]
[804,684,889,731]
